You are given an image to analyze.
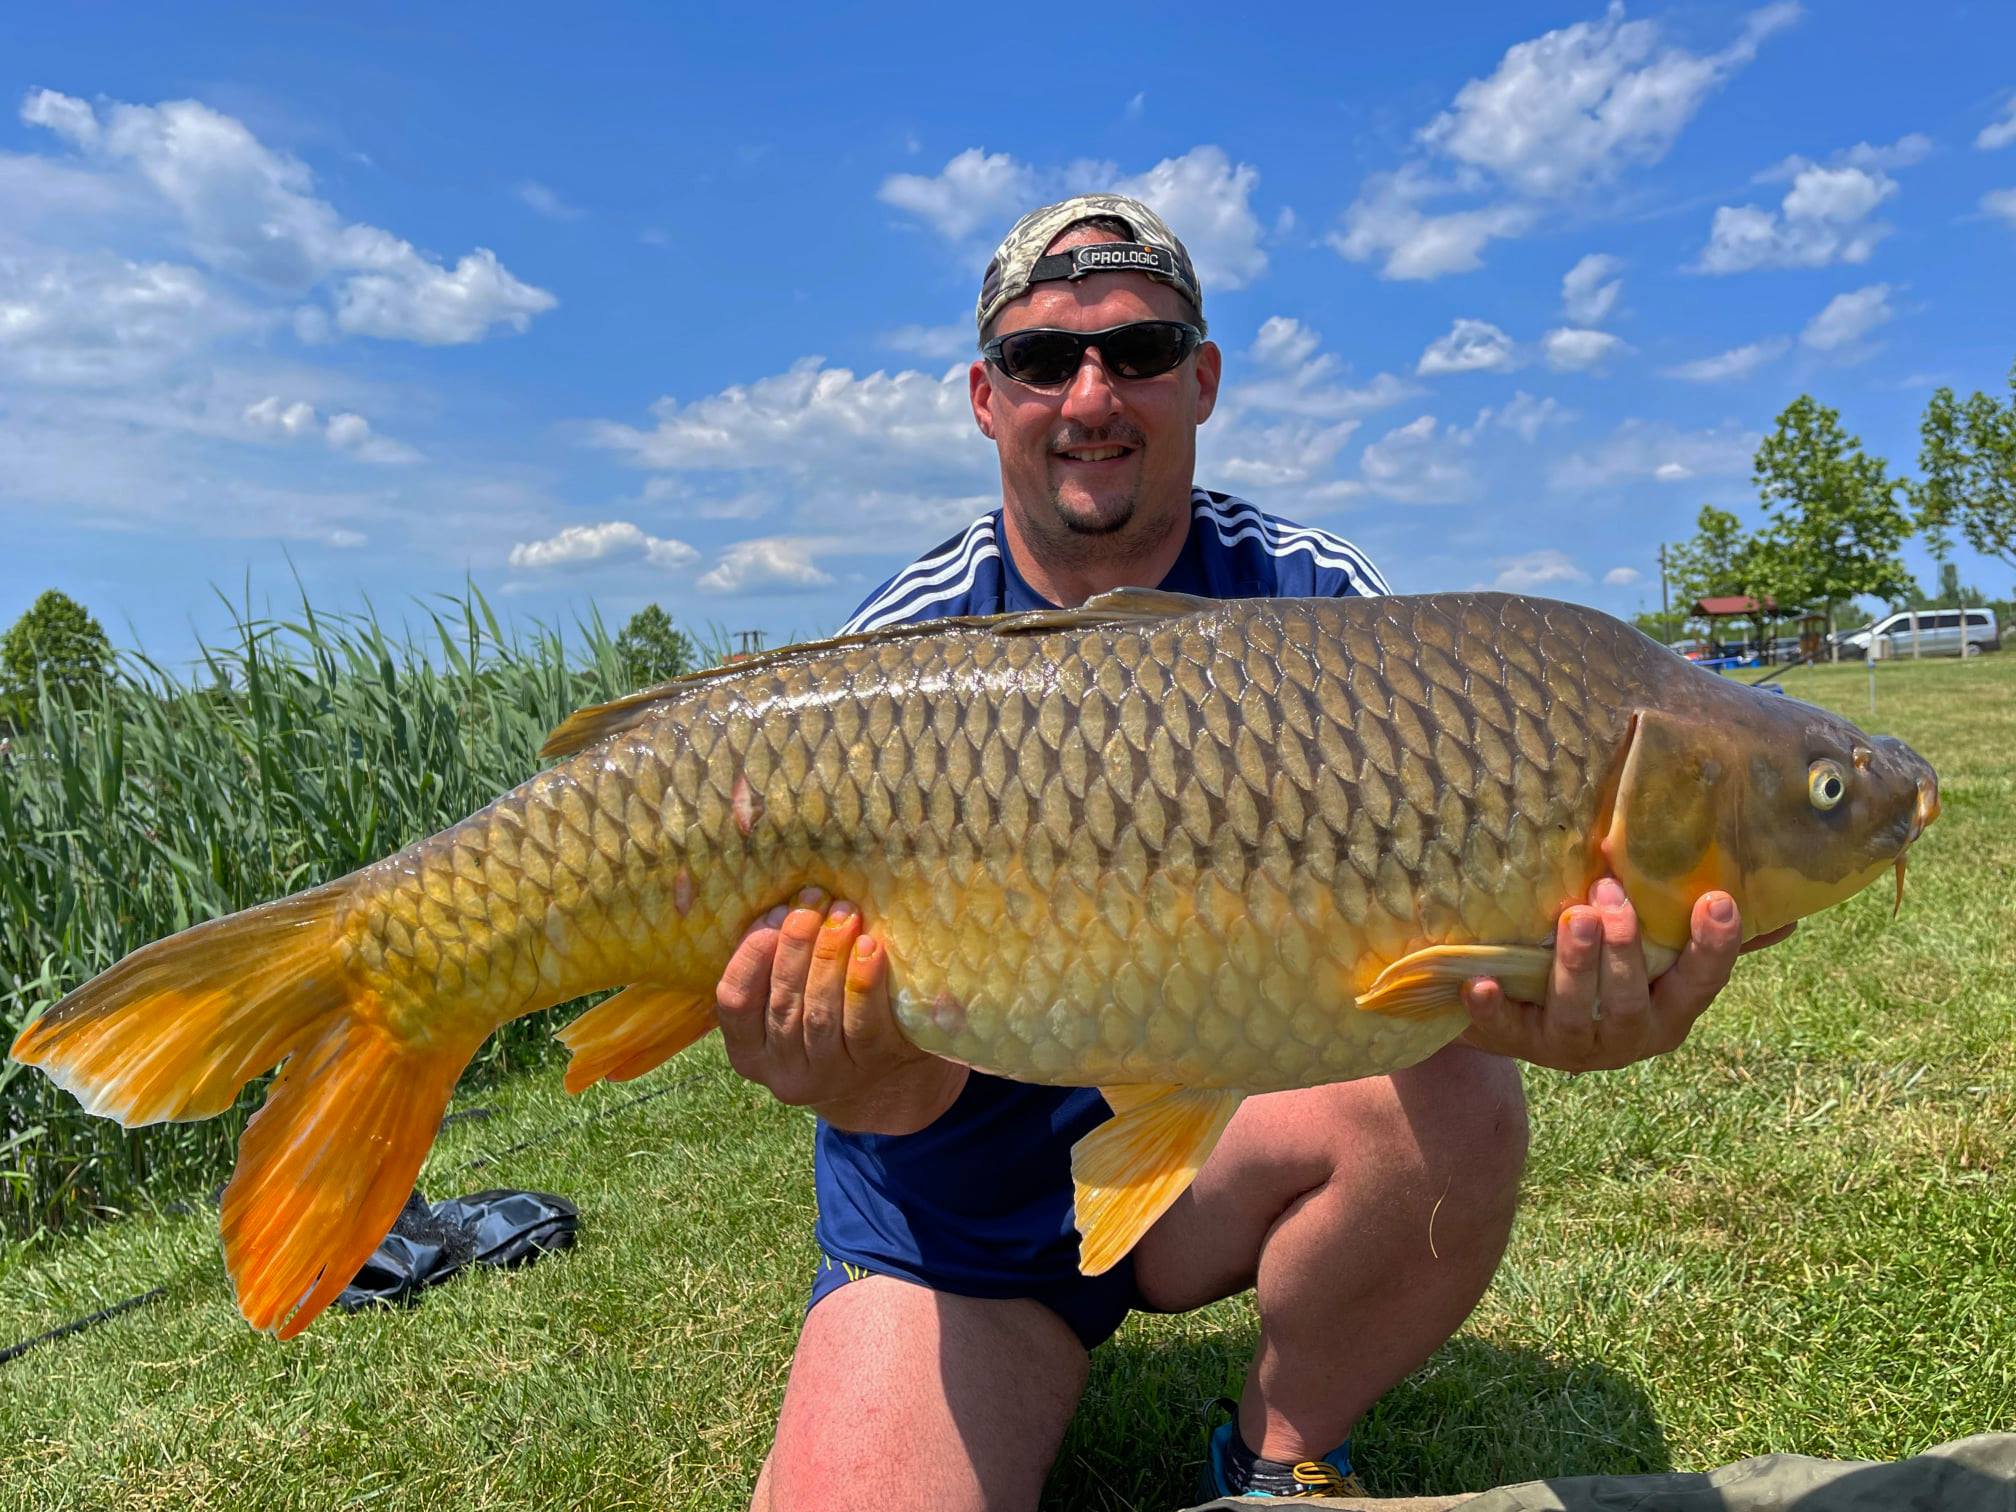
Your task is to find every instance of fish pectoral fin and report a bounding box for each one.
[1356,944,1555,1021]
[1071,1087,1244,1276]
[556,985,717,1094]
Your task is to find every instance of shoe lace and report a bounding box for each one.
[1289,1459,1368,1497]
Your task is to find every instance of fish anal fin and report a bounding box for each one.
[556,984,716,1094]
[1100,1082,1181,1115]
[1071,1087,1243,1276]
[1357,944,1555,1021]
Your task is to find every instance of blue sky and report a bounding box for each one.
[5,2,2014,666]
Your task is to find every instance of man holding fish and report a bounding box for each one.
[720,196,1792,1507]
[19,195,1934,1511]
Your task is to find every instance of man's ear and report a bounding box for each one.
[969,359,997,440]
[1193,340,1222,426]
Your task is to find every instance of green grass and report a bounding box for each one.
[2,652,2013,1509]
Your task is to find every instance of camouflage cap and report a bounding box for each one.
[975,193,1204,338]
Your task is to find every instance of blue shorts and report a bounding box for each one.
[807,1248,1144,1352]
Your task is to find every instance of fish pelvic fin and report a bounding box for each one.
[1356,944,1555,1021]
[1072,1087,1244,1276]
[556,984,717,1094]
[9,881,356,1127]
[224,1015,482,1339]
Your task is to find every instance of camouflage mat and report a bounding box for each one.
[1181,1431,2016,1510]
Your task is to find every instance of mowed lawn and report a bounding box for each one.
[1,652,2012,1510]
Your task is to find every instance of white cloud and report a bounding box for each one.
[515,180,583,220]
[508,521,698,571]
[1417,318,1518,376]
[1330,170,1535,281]
[0,252,250,386]
[1463,390,1569,443]
[243,396,318,437]
[1977,99,2016,152]
[1552,420,1760,488]
[1660,337,1788,382]
[1359,415,1477,504]
[878,145,1271,292]
[697,536,839,594]
[1111,147,1268,291]
[1542,327,1626,371]
[1126,92,1147,122]
[881,322,971,360]
[593,357,979,474]
[1603,565,1642,586]
[1694,138,1924,273]
[1334,4,1795,280]
[242,394,420,463]
[1234,316,1419,418]
[22,89,555,344]
[1492,548,1589,593]
[1801,283,1894,351]
[1418,2,1800,198]
[880,148,1038,242]
[1562,253,1624,324]
[1983,188,2016,229]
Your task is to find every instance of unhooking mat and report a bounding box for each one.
[1183,1431,2016,1510]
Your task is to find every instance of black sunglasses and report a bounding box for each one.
[981,320,1204,388]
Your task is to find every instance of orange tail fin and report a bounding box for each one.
[10,879,485,1339]
[223,1016,475,1337]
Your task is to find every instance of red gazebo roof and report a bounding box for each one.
[1693,594,1778,616]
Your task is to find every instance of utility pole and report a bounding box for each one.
[1658,543,1671,644]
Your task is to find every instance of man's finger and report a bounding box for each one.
[842,933,907,1065]
[766,887,829,1037]
[1544,906,1603,1059]
[801,901,860,1054]
[1649,891,1742,1040]
[717,904,789,1061]
[1589,877,1651,1031]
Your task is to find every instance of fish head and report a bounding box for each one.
[1602,698,1938,949]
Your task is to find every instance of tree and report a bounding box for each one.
[1663,504,1771,644]
[1751,396,1915,650]
[615,604,696,685]
[2,589,113,721]
[1899,562,1988,612]
[1915,361,2016,574]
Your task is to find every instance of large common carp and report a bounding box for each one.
[12,590,1938,1337]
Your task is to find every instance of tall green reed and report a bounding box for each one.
[0,589,646,1241]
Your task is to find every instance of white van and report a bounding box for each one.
[1838,608,2001,659]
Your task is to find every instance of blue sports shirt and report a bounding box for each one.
[813,488,1388,1300]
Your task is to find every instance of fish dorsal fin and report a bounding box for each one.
[539,589,1220,759]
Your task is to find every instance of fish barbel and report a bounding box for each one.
[11,589,1939,1336]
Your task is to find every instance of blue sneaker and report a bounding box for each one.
[1200,1399,1365,1499]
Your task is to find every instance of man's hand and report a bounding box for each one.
[715,888,968,1135]
[1457,877,1796,1073]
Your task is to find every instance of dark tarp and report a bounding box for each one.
[1182,1433,2016,1510]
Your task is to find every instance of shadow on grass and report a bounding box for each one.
[1042,1321,1672,1511]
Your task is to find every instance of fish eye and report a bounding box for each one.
[1808,759,1847,811]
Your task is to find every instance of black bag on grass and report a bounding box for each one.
[335,1188,578,1312]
